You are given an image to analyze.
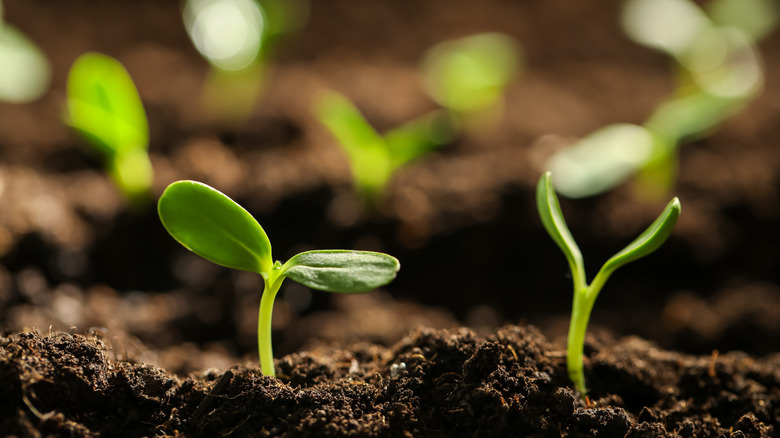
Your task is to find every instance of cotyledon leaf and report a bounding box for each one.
[67,52,148,156]
[281,250,400,293]
[158,180,274,277]
[599,197,681,278]
[536,171,586,290]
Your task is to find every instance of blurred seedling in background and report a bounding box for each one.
[0,0,51,103]
[66,52,153,206]
[158,180,400,377]
[546,0,775,200]
[182,0,309,125]
[537,172,681,397]
[315,89,455,208]
[314,33,518,211]
[421,32,521,132]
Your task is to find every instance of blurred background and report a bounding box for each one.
[1,0,779,373]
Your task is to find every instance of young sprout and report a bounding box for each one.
[546,0,772,200]
[536,172,680,396]
[158,180,400,377]
[315,89,454,205]
[66,52,153,205]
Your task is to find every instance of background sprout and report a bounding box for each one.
[421,32,521,129]
[545,0,773,200]
[183,0,309,124]
[66,52,153,205]
[0,0,51,103]
[315,89,454,206]
[536,172,680,396]
[158,180,400,377]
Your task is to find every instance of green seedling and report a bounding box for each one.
[315,33,517,206]
[158,180,400,376]
[66,52,152,204]
[0,0,51,103]
[536,172,680,396]
[315,89,454,205]
[546,0,773,200]
[183,0,308,124]
[421,32,520,130]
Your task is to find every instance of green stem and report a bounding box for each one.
[567,286,597,396]
[258,267,284,377]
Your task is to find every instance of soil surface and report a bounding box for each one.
[1,0,780,436]
[3,326,779,437]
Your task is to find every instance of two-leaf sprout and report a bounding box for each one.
[537,172,681,396]
[158,180,400,377]
[66,52,153,205]
[314,33,519,207]
[315,90,454,205]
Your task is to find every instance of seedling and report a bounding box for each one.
[546,0,772,200]
[536,172,680,396]
[66,52,153,204]
[315,89,454,205]
[315,33,517,205]
[158,180,400,377]
[0,1,51,103]
[421,32,521,130]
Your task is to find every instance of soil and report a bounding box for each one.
[3,326,779,437]
[1,0,780,436]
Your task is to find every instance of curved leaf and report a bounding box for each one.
[67,52,148,157]
[536,172,586,291]
[599,197,681,278]
[158,180,273,277]
[281,250,400,293]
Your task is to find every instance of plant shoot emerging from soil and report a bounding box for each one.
[315,89,454,205]
[536,172,681,396]
[158,180,400,376]
[66,52,153,204]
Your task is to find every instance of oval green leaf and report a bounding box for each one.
[158,180,273,277]
[281,250,400,293]
[536,172,586,291]
[67,52,149,157]
[0,23,51,103]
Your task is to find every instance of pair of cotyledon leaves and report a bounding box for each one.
[158,180,400,293]
[537,171,681,294]
[315,89,453,201]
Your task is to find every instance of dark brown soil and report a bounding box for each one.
[3,326,778,437]
[2,0,780,436]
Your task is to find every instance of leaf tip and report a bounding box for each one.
[671,196,681,212]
